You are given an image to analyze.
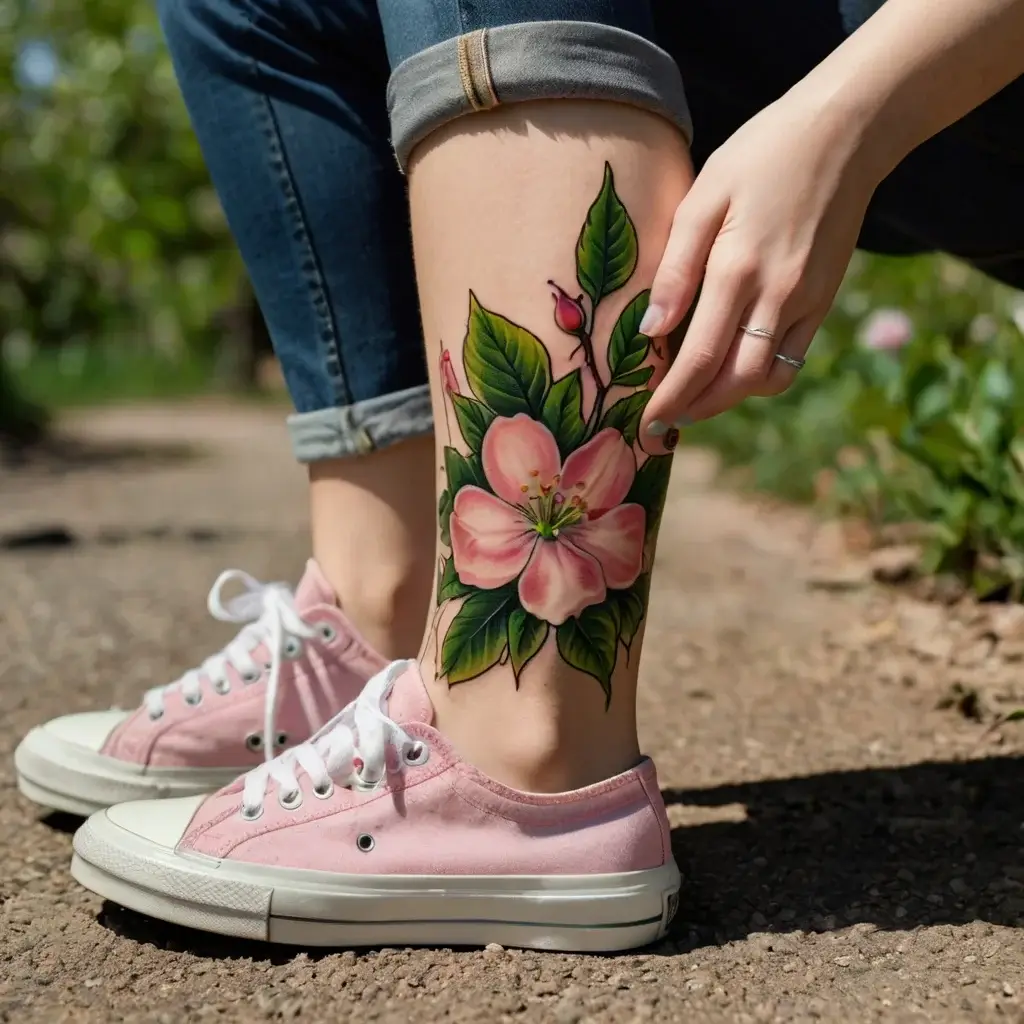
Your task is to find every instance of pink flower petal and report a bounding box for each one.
[566,503,646,590]
[559,428,635,511]
[451,486,536,589]
[482,414,562,506]
[518,538,605,626]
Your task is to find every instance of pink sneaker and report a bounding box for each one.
[15,561,387,816]
[70,660,681,952]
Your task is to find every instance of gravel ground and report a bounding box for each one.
[2,403,1022,1024]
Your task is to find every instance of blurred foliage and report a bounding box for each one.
[690,253,1024,598]
[0,0,243,423]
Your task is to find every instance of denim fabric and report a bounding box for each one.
[156,0,430,462]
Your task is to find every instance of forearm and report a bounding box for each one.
[789,0,1024,180]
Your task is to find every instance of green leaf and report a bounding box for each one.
[608,290,651,379]
[600,392,651,446]
[608,574,649,651]
[611,366,655,388]
[444,446,486,496]
[436,556,472,604]
[463,292,551,417]
[441,585,517,684]
[1005,709,1024,723]
[575,162,639,308]
[626,456,673,536]
[541,369,586,459]
[508,608,548,683]
[450,393,496,452]
[556,603,620,708]
[438,489,453,547]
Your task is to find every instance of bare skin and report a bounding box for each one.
[407,102,692,793]
[309,436,435,659]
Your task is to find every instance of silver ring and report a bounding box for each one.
[773,352,805,371]
[741,325,776,340]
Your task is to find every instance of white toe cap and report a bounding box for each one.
[42,709,132,752]
[105,793,208,849]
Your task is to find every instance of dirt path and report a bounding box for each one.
[2,403,1022,1024]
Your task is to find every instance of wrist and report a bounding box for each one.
[784,71,910,187]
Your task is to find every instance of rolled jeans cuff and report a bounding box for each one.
[387,21,692,172]
[286,384,433,463]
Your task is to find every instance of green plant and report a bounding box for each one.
[688,251,1024,598]
[842,323,1024,597]
[1,0,245,411]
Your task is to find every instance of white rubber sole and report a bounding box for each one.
[14,728,245,816]
[71,810,682,952]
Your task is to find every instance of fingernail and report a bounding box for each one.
[664,427,680,451]
[646,420,669,437]
[639,303,667,336]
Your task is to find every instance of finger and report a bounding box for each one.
[685,297,794,421]
[640,187,727,339]
[641,248,758,446]
[754,316,820,397]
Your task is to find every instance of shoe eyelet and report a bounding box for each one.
[245,732,264,752]
[283,637,303,659]
[312,780,334,800]
[278,788,303,811]
[213,678,231,695]
[356,833,375,852]
[317,622,337,643]
[275,731,289,749]
[241,669,261,684]
[148,709,164,721]
[240,803,263,821]
[403,741,429,767]
[184,692,203,707]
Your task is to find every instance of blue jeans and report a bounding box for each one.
[158,0,1024,462]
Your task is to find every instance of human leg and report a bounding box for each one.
[15,0,431,813]
[407,104,692,792]
[157,0,435,656]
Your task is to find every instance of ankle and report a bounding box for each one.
[421,658,641,793]
[321,558,432,660]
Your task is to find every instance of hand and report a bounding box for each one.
[640,94,881,438]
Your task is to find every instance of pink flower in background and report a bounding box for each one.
[450,415,645,625]
[439,347,459,394]
[548,281,587,335]
[859,308,914,351]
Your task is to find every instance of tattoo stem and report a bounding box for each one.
[576,326,609,438]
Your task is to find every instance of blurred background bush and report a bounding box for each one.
[1,0,263,443]
[2,0,1023,596]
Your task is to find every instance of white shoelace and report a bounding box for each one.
[143,570,319,760]
[239,660,426,818]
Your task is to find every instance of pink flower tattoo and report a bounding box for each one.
[450,415,645,626]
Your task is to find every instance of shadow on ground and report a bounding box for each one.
[666,754,1024,948]
[87,755,1024,961]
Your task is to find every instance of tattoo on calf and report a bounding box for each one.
[434,163,673,706]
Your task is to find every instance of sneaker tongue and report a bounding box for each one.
[293,558,338,612]
[385,660,434,726]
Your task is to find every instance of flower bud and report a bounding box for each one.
[548,281,586,335]
[439,348,459,394]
